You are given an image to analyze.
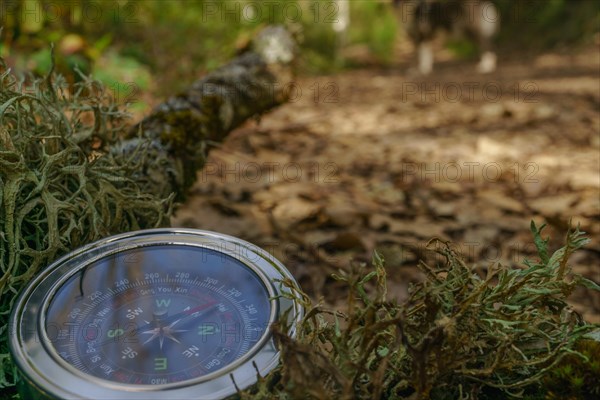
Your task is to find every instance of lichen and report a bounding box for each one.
[243,222,600,399]
[0,59,172,389]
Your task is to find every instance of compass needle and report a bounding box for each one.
[10,229,302,399]
[142,331,159,345]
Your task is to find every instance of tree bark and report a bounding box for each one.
[112,26,296,201]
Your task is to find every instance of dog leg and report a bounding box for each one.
[333,0,350,38]
[476,1,498,73]
[477,51,497,74]
[333,0,350,65]
[418,41,434,75]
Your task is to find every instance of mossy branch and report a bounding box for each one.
[112,26,296,201]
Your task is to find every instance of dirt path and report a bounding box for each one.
[173,48,600,322]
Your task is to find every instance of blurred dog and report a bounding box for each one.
[394,0,499,74]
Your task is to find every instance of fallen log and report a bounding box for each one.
[114,25,296,200]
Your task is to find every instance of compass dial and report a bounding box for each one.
[45,245,272,385]
[10,229,302,400]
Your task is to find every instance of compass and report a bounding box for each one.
[9,229,302,399]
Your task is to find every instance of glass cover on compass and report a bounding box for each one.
[44,245,272,386]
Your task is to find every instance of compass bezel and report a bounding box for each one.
[9,229,302,400]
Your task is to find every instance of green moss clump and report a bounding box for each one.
[0,59,172,389]
[541,338,600,399]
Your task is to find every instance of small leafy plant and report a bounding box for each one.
[243,222,599,399]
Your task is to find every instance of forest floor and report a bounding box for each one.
[172,45,600,323]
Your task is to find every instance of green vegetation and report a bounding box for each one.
[0,0,399,100]
[541,336,600,399]
[245,223,599,399]
[2,1,598,98]
[495,0,600,49]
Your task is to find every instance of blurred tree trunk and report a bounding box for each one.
[112,26,296,201]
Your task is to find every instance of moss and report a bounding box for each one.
[541,338,600,399]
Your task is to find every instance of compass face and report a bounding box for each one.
[45,245,272,385]
[9,230,302,400]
